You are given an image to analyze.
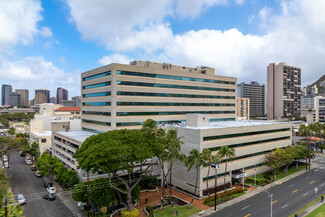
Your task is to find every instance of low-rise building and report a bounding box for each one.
[53,107,81,119]
[165,114,292,197]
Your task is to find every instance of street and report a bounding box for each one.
[209,155,325,217]
[8,151,74,217]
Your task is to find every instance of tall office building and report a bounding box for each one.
[237,97,250,120]
[56,87,68,105]
[50,97,56,104]
[237,81,265,117]
[81,61,237,133]
[15,89,29,106]
[267,63,301,120]
[9,93,20,106]
[1,84,12,105]
[34,89,50,105]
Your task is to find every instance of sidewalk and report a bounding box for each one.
[191,163,319,217]
[43,176,87,217]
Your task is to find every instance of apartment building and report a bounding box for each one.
[267,63,301,120]
[166,114,292,197]
[81,61,237,133]
[237,81,265,117]
[237,97,250,120]
[314,96,325,123]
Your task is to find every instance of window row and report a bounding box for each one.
[116,102,235,107]
[83,71,111,81]
[116,91,235,99]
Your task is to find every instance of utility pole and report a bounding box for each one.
[4,197,8,217]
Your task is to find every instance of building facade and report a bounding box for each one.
[34,89,50,105]
[9,92,20,106]
[2,84,12,105]
[237,82,265,117]
[81,61,237,133]
[237,97,250,120]
[72,96,82,107]
[50,97,56,104]
[56,87,68,105]
[167,114,292,197]
[15,89,29,106]
[314,96,325,123]
[53,107,81,119]
[267,63,301,120]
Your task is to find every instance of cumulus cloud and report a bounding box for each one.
[176,0,227,18]
[234,0,244,5]
[0,56,80,99]
[98,54,132,65]
[0,0,51,51]
[69,0,325,87]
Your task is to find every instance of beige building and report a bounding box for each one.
[267,63,301,120]
[38,103,62,115]
[166,114,292,197]
[34,89,50,105]
[314,96,325,123]
[81,61,237,133]
[15,89,29,106]
[53,107,81,119]
[237,97,250,120]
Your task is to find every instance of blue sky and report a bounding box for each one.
[0,0,325,99]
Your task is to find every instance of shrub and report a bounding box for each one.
[121,208,139,217]
[146,206,154,217]
[204,188,244,204]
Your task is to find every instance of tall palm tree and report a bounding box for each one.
[183,149,205,209]
[202,148,214,199]
[218,146,236,195]
[298,124,312,170]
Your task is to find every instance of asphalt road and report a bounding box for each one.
[8,151,74,217]
[209,155,325,217]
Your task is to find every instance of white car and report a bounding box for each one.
[4,162,9,168]
[25,159,32,165]
[46,187,56,194]
[2,155,8,162]
[17,194,26,204]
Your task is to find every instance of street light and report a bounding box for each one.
[263,190,273,217]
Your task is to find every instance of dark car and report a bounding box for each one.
[31,166,37,171]
[43,194,56,201]
[44,182,53,188]
[19,151,26,157]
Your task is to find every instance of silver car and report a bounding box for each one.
[17,194,26,204]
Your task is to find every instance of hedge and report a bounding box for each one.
[204,188,243,204]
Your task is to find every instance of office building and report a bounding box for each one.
[72,96,82,107]
[15,89,29,106]
[53,107,81,119]
[56,87,68,105]
[81,61,237,133]
[167,114,292,196]
[9,93,20,106]
[50,97,56,104]
[237,82,265,117]
[237,97,250,120]
[62,100,76,107]
[2,84,12,105]
[34,89,50,105]
[267,63,301,120]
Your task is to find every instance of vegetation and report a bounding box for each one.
[204,187,245,206]
[0,112,34,128]
[289,193,325,217]
[7,127,15,135]
[74,128,164,212]
[218,146,236,195]
[306,202,325,217]
[153,205,201,217]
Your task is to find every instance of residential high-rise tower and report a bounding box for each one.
[1,84,12,105]
[56,87,68,105]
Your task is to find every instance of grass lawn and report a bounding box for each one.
[307,203,325,217]
[154,205,201,217]
[205,192,245,207]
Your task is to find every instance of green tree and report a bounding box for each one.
[8,127,15,135]
[264,149,285,178]
[74,129,163,212]
[298,124,312,170]
[29,142,40,162]
[218,146,236,195]
[36,152,61,180]
[72,182,87,203]
[201,148,218,199]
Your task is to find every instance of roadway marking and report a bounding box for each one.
[306,176,310,179]
[310,181,315,184]
[292,189,298,193]
[271,200,278,204]
[289,184,294,188]
[241,205,250,210]
[244,214,251,217]
[321,183,325,187]
[303,193,309,197]
[282,204,288,208]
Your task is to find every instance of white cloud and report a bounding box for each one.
[0,56,80,99]
[176,0,227,18]
[66,0,325,87]
[234,0,244,5]
[0,0,50,51]
[98,54,132,65]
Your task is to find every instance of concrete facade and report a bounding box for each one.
[34,89,50,105]
[267,63,301,120]
[166,114,292,197]
[81,61,237,133]
[314,96,325,123]
[15,89,29,106]
[237,82,265,117]
[237,97,250,120]
[1,84,12,105]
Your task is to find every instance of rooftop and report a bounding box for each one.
[55,107,81,112]
[31,131,52,137]
[55,130,97,143]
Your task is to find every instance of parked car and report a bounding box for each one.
[25,159,32,165]
[16,194,26,204]
[35,171,42,177]
[4,162,9,168]
[46,187,56,194]
[31,166,37,171]
[19,151,26,157]
[43,194,56,201]
[2,155,8,162]
[44,182,53,188]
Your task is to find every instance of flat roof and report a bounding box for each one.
[32,131,52,137]
[166,120,289,130]
[55,130,97,143]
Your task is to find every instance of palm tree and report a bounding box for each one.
[218,146,236,195]
[298,124,312,170]
[182,149,205,209]
[202,148,213,199]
